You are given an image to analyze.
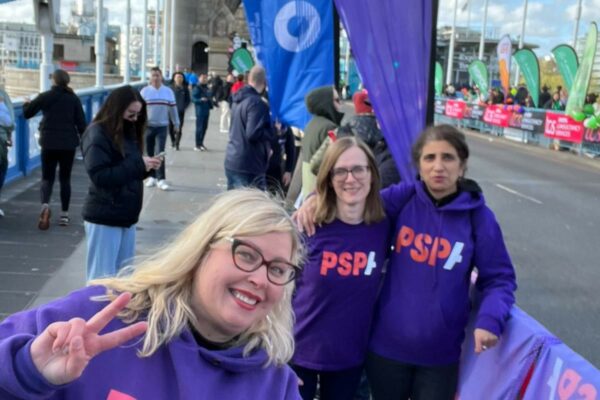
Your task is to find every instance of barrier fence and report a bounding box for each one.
[4,82,146,186]
[434,97,600,159]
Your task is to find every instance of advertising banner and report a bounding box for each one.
[566,22,598,116]
[463,103,486,121]
[552,44,579,92]
[513,49,540,107]
[544,112,584,143]
[445,99,467,119]
[468,60,489,95]
[435,62,443,95]
[243,0,334,129]
[483,104,511,127]
[522,342,600,399]
[334,0,434,181]
[497,35,512,97]
[229,48,255,73]
[434,98,447,114]
[508,109,546,134]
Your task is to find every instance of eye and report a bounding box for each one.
[235,247,260,264]
[422,154,435,161]
[268,262,289,278]
[442,153,457,161]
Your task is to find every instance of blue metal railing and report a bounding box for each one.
[5,81,146,185]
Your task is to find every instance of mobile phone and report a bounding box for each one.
[155,151,166,159]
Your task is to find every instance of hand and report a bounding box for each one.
[143,156,161,171]
[30,292,147,385]
[282,172,291,187]
[6,138,12,147]
[474,328,498,354]
[291,194,317,236]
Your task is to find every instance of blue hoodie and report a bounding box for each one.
[0,286,301,399]
[369,180,517,366]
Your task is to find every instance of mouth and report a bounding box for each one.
[230,289,262,310]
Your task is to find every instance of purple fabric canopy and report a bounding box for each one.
[334,0,434,181]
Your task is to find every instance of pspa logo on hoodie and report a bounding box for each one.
[395,225,464,270]
[320,251,377,277]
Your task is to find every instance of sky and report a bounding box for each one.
[0,0,596,57]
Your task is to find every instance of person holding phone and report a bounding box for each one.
[81,86,162,280]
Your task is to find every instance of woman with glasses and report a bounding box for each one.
[0,189,304,399]
[81,86,161,280]
[291,136,390,400]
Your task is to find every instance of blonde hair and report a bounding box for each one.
[91,189,304,366]
[314,136,385,225]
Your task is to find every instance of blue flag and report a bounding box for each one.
[243,0,334,129]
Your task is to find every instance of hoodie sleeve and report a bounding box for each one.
[245,100,273,143]
[22,93,46,119]
[380,182,415,220]
[472,206,517,336]
[74,97,87,136]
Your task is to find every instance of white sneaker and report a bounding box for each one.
[157,180,169,190]
[145,177,157,187]
[0,208,4,217]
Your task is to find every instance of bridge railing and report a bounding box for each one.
[434,97,600,160]
[5,81,146,185]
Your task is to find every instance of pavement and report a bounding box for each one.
[0,107,229,318]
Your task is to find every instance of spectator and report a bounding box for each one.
[224,66,274,190]
[23,69,86,229]
[81,86,161,280]
[539,85,551,108]
[0,87,14,218]
[141,66,180,191]
[266,120,296,196]
[544,92,563,110]
[219,73,234,133]
[0,189,303,399]
[231,74,245,95]
[191,73,212,152]
[169,71,191,151]
[300,86,344,199]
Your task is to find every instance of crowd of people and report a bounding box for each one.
[0,65,519,400]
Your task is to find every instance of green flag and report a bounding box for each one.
[230,48,255,74]
[467,60,488,95]
[513,48,540,107]
[435,62,443,95]
[552,44,579,92]
[566,23,597,116]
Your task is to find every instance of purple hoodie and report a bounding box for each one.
[369,181,517,366]
[292,218,390,370]
[0,286,301,400]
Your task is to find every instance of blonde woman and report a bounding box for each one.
[0,189,304,399]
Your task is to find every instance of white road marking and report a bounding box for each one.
[495,184,543,205]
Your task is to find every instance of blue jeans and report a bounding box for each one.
[195,109,210,147]
[225,168,267,190]
[84,222,136,281]
[145,126,167,180]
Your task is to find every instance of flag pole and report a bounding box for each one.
[514,0,528,86]
[446,0,459,85]
[478,0,489,60]
[572,0,583,48]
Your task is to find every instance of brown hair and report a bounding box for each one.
[411,124,469,170]
[314,136,385,225]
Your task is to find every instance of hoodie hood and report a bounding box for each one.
[232,85,260,105]
[416,178,485,212]
[305,86,344,125]
[353,90,373,114]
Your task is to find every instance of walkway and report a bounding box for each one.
[0,107,229,318]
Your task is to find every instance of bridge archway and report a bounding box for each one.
[191,41,209,74]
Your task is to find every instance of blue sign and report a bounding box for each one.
[242,0,334,129]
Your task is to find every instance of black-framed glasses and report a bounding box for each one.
[225,237,299,286]
[331,165,370,182]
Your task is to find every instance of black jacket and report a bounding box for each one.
[224,86,273,175]
[81,123,147,228]
[23,86,86,150]
[171,84,191,114]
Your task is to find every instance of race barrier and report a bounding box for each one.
[434,97,600,159]
[4,82,146,186]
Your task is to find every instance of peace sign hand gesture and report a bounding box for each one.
[30,292,148,385]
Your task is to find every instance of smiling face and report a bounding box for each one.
[419,140,465,199]
[331,145,372,209]
[190,232,292,342]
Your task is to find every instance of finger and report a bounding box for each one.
[51,322,73,354]
[64,336,89,382]
[474,337,483,354]
[96,321,148,354]
[63,318,87,350]
[86,292,132,333]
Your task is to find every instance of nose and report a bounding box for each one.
[344,171,357,183]
[247,264,270,288]
[432,157,444,171]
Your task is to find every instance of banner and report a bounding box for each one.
[468,60,489,95]
[463,103,486,121]
[509,109,546,134]
[514,48,540,107]
[566,22,598,117]
[522,342,600,399]
[229,48,255,73]
[334,0,434,181]
[243,0,334,129]
[497,35,512,97]
[434,98,447,115]
[544,112,584,143]
[445,99,467,119]
[483,104,512,127]
[552,44,579,92]
[435,62,443,95]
